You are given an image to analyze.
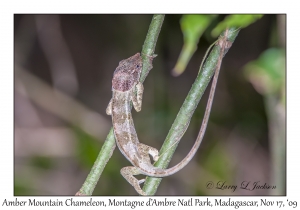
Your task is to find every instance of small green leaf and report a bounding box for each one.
[14,180,33,195]
[203,144,232,181]
[173,15,216,76]
[244,48,285,95]
[212,15,263,37]
[30,155,54,170]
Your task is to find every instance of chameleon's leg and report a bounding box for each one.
[138,143,159,162]
[106,99,112,115]
[120,166,147,196]
[132,82,144,112]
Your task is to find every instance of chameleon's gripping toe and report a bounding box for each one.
[121,166,147,196]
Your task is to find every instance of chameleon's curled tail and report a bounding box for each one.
[141,33,229,178]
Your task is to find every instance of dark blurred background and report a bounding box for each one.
[14,14,286,195]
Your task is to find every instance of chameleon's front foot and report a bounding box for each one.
[132,82,144,112]
[120,166,148,196]
[106,99,112,115]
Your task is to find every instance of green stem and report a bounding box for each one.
[76,14,165,196]
[76,128,115,195]
[140,15,165,83]
[143,28,239,195]
[265,95,285,195]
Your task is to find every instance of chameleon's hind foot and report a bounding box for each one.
[153,154,159,162]
[120,166,147,196]
[138,143,159,162]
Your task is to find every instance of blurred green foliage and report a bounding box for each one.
[244,48,285,97]
[172,15,216,76]
[173,15,216,76]
[212,15,263,37]
[74,127,101,168]
[30,155,55,170]
[203,145,232,181]
[15,179,33,195]
[174,15,263,76]
[243,32,285,195]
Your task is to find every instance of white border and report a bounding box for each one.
[1,0,298,209]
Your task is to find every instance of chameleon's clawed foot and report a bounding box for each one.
[106,99,112,115]
[120,166,148,196]
[153,155,159,162]
[149,149,159,163]
[138,143,159,163]
[138,178,146,184]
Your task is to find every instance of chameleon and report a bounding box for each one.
[106,34,231,195]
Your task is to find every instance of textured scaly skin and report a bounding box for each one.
[107,34,231,195]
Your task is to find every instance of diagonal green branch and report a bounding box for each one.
[143,28,240,195]
[140,15,164,83]
[76,14,165,196]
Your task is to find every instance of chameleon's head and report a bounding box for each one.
[112,53,143,92]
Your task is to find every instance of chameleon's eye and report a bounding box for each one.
[136,65,139,68]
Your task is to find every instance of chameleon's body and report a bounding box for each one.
[106,35,230,195]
